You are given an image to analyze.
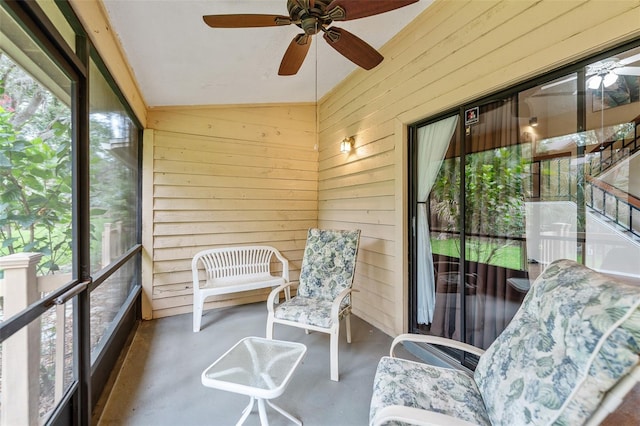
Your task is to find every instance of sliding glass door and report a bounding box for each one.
[410,41,640,366]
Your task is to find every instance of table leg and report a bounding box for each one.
[258,399,269,426]
[236,397,255,426]
[266,400,302,426]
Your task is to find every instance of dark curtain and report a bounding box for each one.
[429,94,530,349]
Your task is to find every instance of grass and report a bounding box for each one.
[430,237,524,271]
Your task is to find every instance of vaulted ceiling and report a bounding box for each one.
[100,0,433,107]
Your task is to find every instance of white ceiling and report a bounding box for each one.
[101,0,433,107]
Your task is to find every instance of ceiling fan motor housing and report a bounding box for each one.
[287,0,334,34]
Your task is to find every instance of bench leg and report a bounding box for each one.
[193,296,203,332]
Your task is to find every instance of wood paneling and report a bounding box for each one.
[138,0,640,336]
[318,0,640,335]
[142,104,317,319]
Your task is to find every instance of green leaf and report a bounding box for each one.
[2,237,19,248]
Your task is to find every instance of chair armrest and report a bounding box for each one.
[390,333,485,358]
[267,281,296,313]
[371,405,479,426]
[331,287,357,318]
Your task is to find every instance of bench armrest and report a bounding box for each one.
[272,249,290,282]
[390,333,485,358]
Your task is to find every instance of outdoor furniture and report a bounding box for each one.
[370,258,640,426]
[201,336,307,426]
[192,246,289,332]
[266,228,361,381]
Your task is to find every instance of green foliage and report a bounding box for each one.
[0,51,138,277]
[0,105,72,274]
[0,52,72,274]
[431,146,527,268]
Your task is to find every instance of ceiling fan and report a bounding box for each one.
[202,0,419,76]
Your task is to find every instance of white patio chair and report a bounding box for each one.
[266,228,361,381]
[370,259,640,425]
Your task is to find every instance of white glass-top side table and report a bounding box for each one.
[201,336,307,426]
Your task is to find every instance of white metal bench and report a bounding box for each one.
[192,246,289,332]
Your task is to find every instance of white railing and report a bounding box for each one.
[0,271,71,298]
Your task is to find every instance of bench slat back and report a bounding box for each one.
[196,246,278,280]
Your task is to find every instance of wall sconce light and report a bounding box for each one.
[529,117,538,127]
[340,136,354,153]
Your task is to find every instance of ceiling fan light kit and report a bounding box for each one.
[538,52,640,92]
[587,71,619,90]
[203,0,420,76]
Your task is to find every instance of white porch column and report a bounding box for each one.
[0,252,43,426]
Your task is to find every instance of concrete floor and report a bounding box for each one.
[93,301,640,426]
[94,302,418,426]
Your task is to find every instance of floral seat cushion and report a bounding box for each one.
[370,357,491,426]
[474,259,640,425]
[273,296,347,328]
[370,259,640,426]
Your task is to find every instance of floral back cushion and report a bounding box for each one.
[474,259,640,426]
[297,228,361,301]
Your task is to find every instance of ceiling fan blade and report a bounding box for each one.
[279,34,312,76]
[620,52,640,66]
[540,75,577,91]
[323,27,383,70]
[326,0,419,21]
[203,14,291,28]
[615,66,640,76]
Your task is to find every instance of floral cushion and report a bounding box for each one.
[370,356,491,426]
[297,228,361,301]
[273,296,348,328]
[474,259,640,425]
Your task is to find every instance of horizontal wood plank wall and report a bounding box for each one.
[144,105,317,319]
[318,0,640,336]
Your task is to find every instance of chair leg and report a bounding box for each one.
[266,313,274,339]
[193,296,203,333]
[330,328,340,381]
[346,314,352,344]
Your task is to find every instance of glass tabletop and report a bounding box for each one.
[202,336,307,399]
